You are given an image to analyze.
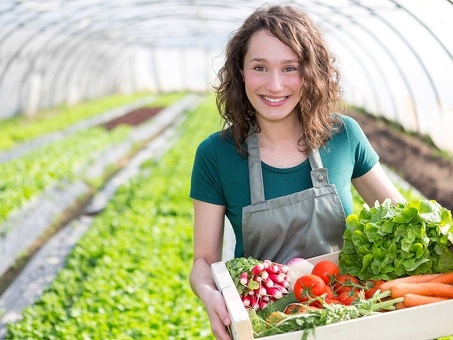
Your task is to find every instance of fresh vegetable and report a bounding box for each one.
[389,282,453,299]
[379,273,443,291]
[286,257,314,290]
[237,251,453,338]
[402,293,449,307]
[249,289,403,338]
[427,271,453,284]
[339,199,453,281]
[293,275,326,304]
[337,292,358,306]
[225,257,290,310]
[311,260,340,285]
[364,279,385,299]
[332,274,360,295]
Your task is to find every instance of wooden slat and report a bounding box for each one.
[211,262,253,340]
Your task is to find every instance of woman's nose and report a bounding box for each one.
[265,72,284,92]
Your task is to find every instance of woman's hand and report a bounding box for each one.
[190,200,230,338]
[205,289,232,340]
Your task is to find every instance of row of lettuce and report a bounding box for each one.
[0,93,151,151]
[4,95,219,339]
[0,93,186,229]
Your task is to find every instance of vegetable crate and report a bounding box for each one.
[211,252,453,340]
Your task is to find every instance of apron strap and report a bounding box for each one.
[308,149,330,188]
[247,133,330,203]
[246,132,266,204]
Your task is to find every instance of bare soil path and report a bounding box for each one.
[349,110,453,211]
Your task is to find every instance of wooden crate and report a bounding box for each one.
[211,252,453,340]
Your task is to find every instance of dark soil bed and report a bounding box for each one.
[349,110,453,211]
[101,107,163,130]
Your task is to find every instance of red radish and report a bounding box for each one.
[226,257,291,310]
[252,263,264,275]
[239,272,248,285]
[266,287,283,299]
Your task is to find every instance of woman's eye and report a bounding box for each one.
[284,66,298,72]
[253,66,266,71]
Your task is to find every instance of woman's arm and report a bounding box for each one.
[352,162,406,207]
[189,199,232,340]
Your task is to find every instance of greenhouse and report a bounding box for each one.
[0,0,452,339]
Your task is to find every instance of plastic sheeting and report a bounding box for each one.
[0,0,452,153]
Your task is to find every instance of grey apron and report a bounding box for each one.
[242,132,346,264]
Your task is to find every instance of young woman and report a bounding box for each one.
[189,4,405,339]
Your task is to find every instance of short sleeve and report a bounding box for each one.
[190,134,226,205]
[342,116,379,179]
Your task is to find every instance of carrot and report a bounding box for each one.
[395,302,407,310]
[403,293,449,307]
[427,271,453,284]
[390,282,453,298]
[379,273,443,291]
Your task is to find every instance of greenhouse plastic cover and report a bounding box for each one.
[0,0,452,153]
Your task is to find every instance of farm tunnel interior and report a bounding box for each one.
[0,1,453,338]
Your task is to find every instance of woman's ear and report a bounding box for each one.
[240,69,244,82]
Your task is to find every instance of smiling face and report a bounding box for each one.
[242,30,303,124]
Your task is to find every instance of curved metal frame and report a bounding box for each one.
[0,0,451,152]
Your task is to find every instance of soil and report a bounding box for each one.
[101,106,163,130]
[348,110,453,211]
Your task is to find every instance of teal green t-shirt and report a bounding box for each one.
[190,115,379,257]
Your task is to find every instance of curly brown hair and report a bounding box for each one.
[214,4,344,156]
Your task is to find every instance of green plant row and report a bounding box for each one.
[0,93,155,152]
[0,126,130,228]
[5,94,220,339]
[0,93,187,229]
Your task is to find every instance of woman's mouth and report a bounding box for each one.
[262,96,287,103]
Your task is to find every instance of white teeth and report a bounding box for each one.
[263,96,286,103]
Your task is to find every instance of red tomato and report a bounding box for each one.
[324,285,335,299]
[311,260,340,284]
[338,292,358,305]
[364,279,386,299]
[293,274,327,303]
[333,274,360,295]
[325,297,341,304]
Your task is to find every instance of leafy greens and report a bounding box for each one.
[339,199,453,281]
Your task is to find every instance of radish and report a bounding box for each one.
[225,257,291,310]
[286,257,315,290]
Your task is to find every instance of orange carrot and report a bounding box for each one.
[395,302,407,310]
[390,282,453,298]
[403,293,449,307]
[379,273,443,291]
[427,271,453,284]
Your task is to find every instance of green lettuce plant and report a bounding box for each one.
[339,199,453,281]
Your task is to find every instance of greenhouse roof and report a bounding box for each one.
[1,0,452,152]
[2,0,451,48]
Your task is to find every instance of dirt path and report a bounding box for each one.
[349,110,453,211]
